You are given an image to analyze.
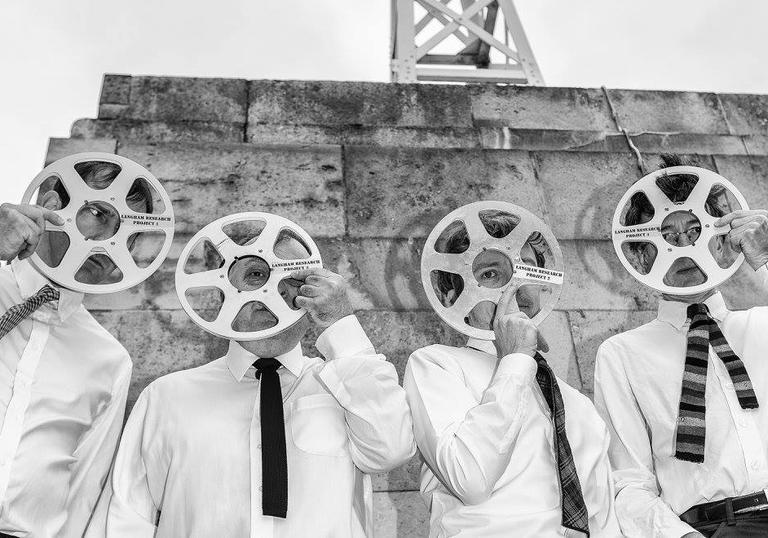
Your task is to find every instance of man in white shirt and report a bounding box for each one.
[102,223,416,537]
[404,210,620,537]
[594,154,768,537]
[0,161,155,537]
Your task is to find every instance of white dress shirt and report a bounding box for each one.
[594,268,768,537]
[101,315,415,537]
[404,339,620,537]
[0,259,131,538]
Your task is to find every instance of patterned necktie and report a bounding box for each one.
[534,352,590,537]
[254,357,288,518]
[675,303,759,463]
[0,285,60,341]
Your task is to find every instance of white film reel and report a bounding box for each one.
[21,152,175,294]
[175,212,323,341]
[612,166,748,296]
[421,201,565,341]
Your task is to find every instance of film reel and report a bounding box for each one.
[611,166,748,296]
[175,212,323,341]
[21,152,175,294]
[421,201,564,341]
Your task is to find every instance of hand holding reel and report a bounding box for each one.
[611,166,748,296]
[21,152,175,294]
[421,201,565,341]
[175,212,323,341]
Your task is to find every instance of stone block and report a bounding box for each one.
[99,74,131,106]
[711,155,768,211]
[248,80,472,128]
[373,491,429,538]
[469,85,614,131]
[247,123,480,149]
[345,146,544,238]
[44,137,117,165]
[71,118,243,143]
[568,310,657,392]
[374,454,422,492]
[99,76,248,124]
[719,94,768,135]
[720,260,768,309]
[605,89,730,134]
[117,142,345,235]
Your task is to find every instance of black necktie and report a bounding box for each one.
[0,285,60,341]
[254,357,288,518]
[534,352,590,536]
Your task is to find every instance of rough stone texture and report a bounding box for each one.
[469,85,614,131]
[117,142,345,235]
[345,146,544,238]
[249,80,473,128]
[99,75,247,124]
[605,89,730,134]
[46,77,768,537]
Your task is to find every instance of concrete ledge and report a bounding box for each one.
[72,118,244,144]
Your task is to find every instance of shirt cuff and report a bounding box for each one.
[756,263,768,289]
[494,353,537,381]
[315,315,376,361]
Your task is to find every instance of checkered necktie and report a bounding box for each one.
[534,352,590,536]
[0,285,60,341]
[675,303,759,463]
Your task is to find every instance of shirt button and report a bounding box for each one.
[257,444,262,449]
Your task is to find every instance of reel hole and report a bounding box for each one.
[663,257,708,288]
[278,278,303,311]
[708,235,739,269]
[36,231,70,268]
[127,177,164,215]
[620,191,655,227]
[705,183,742,217]
[661,211,702,247]
[478,210,520,239]
[223,220,267,246]
[655,171,700,204]
[472,249,513,289]
[228,256,271,291]
[75,253,123,285]
[232,301,278,332]
[430,270,464,307]
[620,242,658,275]
[74,161,121,190]
[75,201,121,240]
[184,239,225,274]
[127,231,166,268]
[434,220,470,254]
[523,231,552,268]
[274,229,311,260]
[33,176,72,211]
[185,287,224,322]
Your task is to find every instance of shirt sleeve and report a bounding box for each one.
[587,422,623,537]
[104,386,164,537]
[593,340,696,538]
[756,264,768,290]
[65,361,131,537]
[315,315,416,474]
[403,347,537,506]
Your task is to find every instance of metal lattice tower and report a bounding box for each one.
[390,0,544,85]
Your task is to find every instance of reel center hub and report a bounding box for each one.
[75,201,121,240]
[227,255,272,291]
[470,248,513,289]
[661,210,702,247]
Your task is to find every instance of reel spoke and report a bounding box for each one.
[685,176,714,214]
[178,269,226,291]
[108,244,138,274]
[449,288,482,320]
[216,292,249,328]
[251,219,282,255]
[463,211,489,247]
[424,250,469,275]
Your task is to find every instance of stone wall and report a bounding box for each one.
[47,75,768,536]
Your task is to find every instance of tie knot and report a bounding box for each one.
[687,303,709,320]
[254,357,281,378]
[36,285,60,303]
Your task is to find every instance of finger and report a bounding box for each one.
[537,332,549,354]
[299,284,321,298]
[725,215,766,229]
[496,283,521,317]
[16,222,40,260]
[715,210,768,228]
[289,267,332,281]
[14,204,57,231]
[294,295,314,309]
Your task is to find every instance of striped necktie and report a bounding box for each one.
[534,352,590,536]
[675,303,759,463]
[0,285,60,341]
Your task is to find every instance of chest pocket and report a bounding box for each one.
[290,394,348,456]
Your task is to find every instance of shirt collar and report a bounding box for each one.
[11,259,83,321]
[225,340,304,382]
[657,291,729,330]
[465,337,496,356]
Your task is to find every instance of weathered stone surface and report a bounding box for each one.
[99,76,248,124]
[345,146,544,238]
[470,85,614,131]
[117,142,345,235]
[711,155,768,211]
[249,80,472,128]
[44,137,117,165]
[568,310,657,393]
[373,491,429,538]
[374,454,422,492]
[719,94,768,135]
[99,74,131,106]
[534,151,717,240]
[605,89,730,134]
[247,123,480,148]
[570,132,748,156]
[71,118,243,143]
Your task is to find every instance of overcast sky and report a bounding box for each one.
[2,0,768,204]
